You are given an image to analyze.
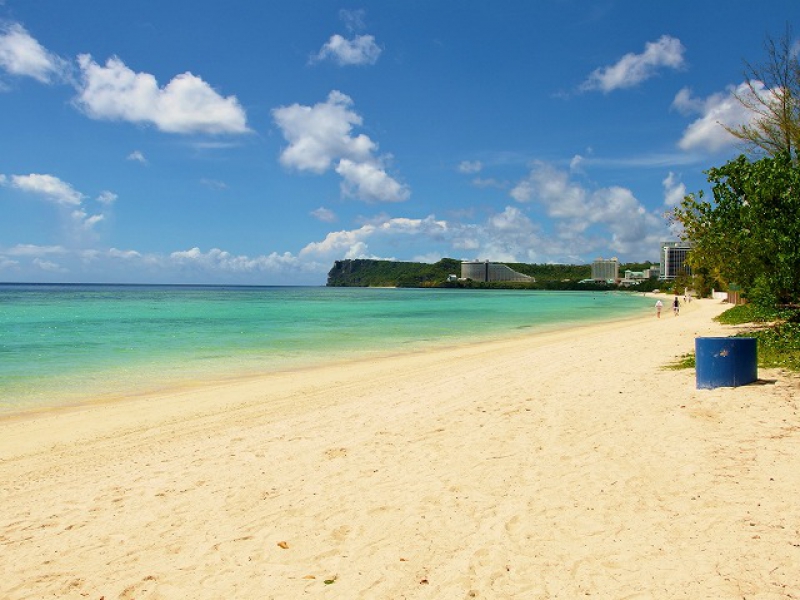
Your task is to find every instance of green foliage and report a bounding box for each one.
[504,263,590,282]
[715,303,783,325]
[739,323,800,371]
[723,27,800,160]
[713,304,800,371]
[326,258,461,287]
[672,152,800,309]
[327,259,660,290]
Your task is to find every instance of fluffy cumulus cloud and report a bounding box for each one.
[311,9,381,66]
[6,173,83,205]
[581,35,685,93]
[673,83,766,152]
[662,172,686,207]
[0,22,67,83]
[75,55,249,134]
[296,209,549,266]
[168,247,308,274]
[312,34,382,66]
[300,216,447,260]
[335,159,409,203]
[510,162,667,257]
[273,91,409,203]
[2,173,110,236]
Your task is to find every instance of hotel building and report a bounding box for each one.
[659,242,693,280]
[591,257,619,282]
[460,261,535,283]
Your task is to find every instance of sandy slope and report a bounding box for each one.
[1,297,799,599]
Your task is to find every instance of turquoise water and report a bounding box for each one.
[0,284,654,415]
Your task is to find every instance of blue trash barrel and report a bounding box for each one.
[695,337,757,389]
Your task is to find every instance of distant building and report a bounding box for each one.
[659,242,692,280]
[625,266,658,281]
[461,261,534,283]
[591,257,619,282]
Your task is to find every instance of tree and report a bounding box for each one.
[723,26,800,160]
[672,152,800,307]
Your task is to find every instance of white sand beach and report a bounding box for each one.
[1,297,799,599]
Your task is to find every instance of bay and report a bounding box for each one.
[0,284,654,415]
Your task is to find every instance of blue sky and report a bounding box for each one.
[1,1,797,284]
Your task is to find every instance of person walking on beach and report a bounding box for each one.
[673,296,680,316]
[655,299,663,318]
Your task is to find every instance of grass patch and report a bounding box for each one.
[715,304,800,372]
[666,304,800,372]
[665,353,696,370]
[738,322,800,371]
[715,302,793,325]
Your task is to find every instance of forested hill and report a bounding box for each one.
[326,258,463,287]
[326,258,612,288]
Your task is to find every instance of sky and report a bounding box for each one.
[1,1,798,285]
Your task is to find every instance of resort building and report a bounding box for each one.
[624,266,659,281]
[591,257,619,283]
[659,242,693,280]
[460,261,535,283]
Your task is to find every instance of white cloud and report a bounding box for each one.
[509,162,668,258]
[458,160,483,174]
[273,91,409,203]
[108,248,142,260]
[0,243,331,284]
[127,150,147,164]
[0,257,20,270]
[662,172,686,207]
[674,83,763,152]
[6,244,67,257]
[311,207,337,222]
[8,173,84,205]
[300,216,448,260]
[97,190,118,205]
[4,174,112,239]
[569,154,585,173]
[0,22,66,83]
[581,35,685,93]
[33,257,67,272]
[273,91,375,173]
[312,34,381,66]
[511,162,587,218]
[336,158,410,203]
[75,54,249,134]
[71,208,104,231]
[168,247,317,276]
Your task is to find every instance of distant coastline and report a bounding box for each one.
[326,257,662,291]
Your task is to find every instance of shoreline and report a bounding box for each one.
[2,297,798,598]
[0,300,658,447]
[0,291,656,422]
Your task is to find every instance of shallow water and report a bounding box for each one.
[0,284,654,415]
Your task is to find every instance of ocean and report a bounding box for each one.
[0,284,655,416]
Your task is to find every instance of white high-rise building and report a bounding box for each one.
[659,242,692,279]
[591,257,619,282]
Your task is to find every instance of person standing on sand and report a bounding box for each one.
[673,296,680,316]
[655,299,663,318]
